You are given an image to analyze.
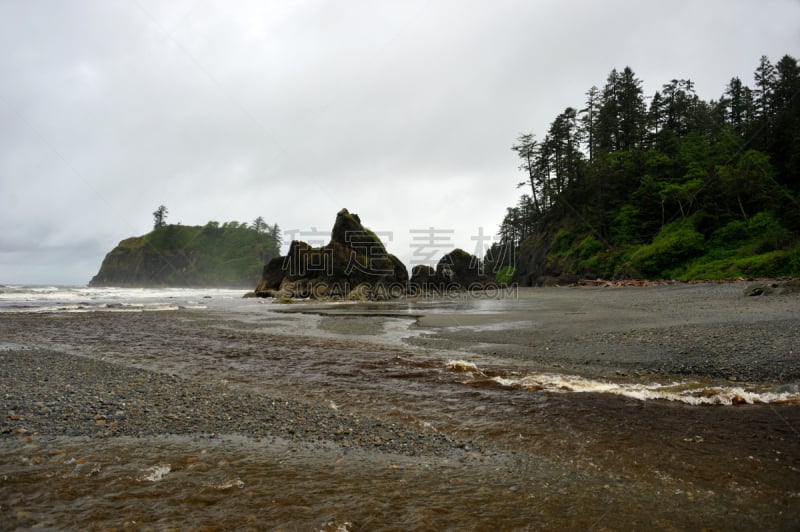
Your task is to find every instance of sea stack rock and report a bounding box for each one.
[255,209,408,300]
[409,248,490,292]
[435,249,484,287]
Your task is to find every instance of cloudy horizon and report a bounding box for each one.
[2,0,798,285]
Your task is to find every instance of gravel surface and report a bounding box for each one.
[406,284,800,384]
[415,318,800,383]
[0,348,471,458]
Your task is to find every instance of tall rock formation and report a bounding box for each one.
[255,209,408,300]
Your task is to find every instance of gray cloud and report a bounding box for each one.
[1,0,798,284]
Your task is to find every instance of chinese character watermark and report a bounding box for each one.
[409,227,454,267]
[282,227,333,276]
[344,230,395,277]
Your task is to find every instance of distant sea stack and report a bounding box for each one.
[90,222,280,288]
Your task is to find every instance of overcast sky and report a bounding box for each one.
[1,0,798,285]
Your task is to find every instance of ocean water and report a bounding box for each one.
[0,285,247,314]
[1,285,799,529]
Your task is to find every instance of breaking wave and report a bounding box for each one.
[446,359,482,373]
[0,286,244,313]
[138,464,171,482]
[446,360,800,405]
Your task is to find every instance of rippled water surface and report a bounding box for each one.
[2,434,636,530]
[2,287,799,529]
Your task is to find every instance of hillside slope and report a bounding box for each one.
[89,222,280,288]
[492,54,800,285]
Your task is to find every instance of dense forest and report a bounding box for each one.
[490,54,800,284]
[89,217,281,287]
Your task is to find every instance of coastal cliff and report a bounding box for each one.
[90,222,280,288]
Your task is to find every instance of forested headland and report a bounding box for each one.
[89,217,281,288]
[490,54,800,285]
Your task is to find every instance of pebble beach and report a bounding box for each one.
[1,348,469,458]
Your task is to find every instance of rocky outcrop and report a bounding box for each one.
[258,256,287,292]
[89,239,186,287]
[408,248,493,292]
[510,232,583,286]
[744,279,800,296]
[409,265,436,290]
[510,232,558,286]
[255,209,408,300]
[435,249,483,287]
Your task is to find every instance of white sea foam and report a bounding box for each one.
[497,373,800,405]
[138,464,171,482]
[446,359,483,373]
[319,520,353,532]
[209,476,245,490]
[0,286,244,313]
[447,361,800,405]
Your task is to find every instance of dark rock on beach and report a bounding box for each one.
[258,256,287,292]
[409,264,436,290]
[409,249,493,292]
[255,209,408,300]
[254,209,502,300]
[745,279,800,296]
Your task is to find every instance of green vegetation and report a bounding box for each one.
[494,54,800,282]
[628,219,706,277]
[495,266,515,284]
[90,217,281,288]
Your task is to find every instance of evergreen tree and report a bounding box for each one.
[770,54,800,191]
[754,55,777,122]
[270,223,282,246]
[647,90,665,144]
[596,69,620,153]
[660,79,698,138]
[616,67,646,151]
[596,67,645,153]
[153,205,168,229]
[773,55,800,111]
[501,53,800,281]
[251,216,267,233]
[546,107,583,199]
[580,86,601,161]
[511,133,543,215]
[721,77,753,137]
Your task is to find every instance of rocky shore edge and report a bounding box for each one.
[568,277,800,291]
[0,349,478,459]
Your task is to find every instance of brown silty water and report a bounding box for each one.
[1,289,799,529]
